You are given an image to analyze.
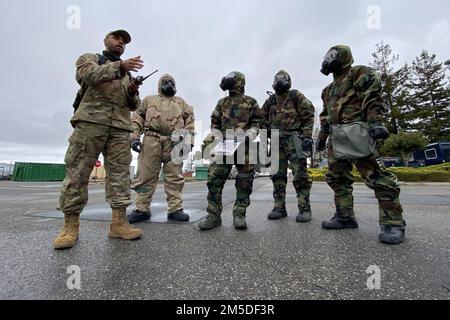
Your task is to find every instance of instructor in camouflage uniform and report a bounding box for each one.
[199,71,262,231]
[260,70,315,223]
[54,30,144,250]
[317,45,406,245]
[128,74,195,223]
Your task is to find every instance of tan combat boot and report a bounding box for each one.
[109,208,143,240]
[54,214,80,250]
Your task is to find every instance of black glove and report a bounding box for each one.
[369,123,389,141]
[131,139,142,153]
[302,138,313,152]
[316,137,327,152]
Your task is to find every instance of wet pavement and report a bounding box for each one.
[0,179,449,300]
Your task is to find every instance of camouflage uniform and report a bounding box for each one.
[319,46,405,227]
[260,70,315,212]
[206,72,262,221]
[131,74,195,214]
[59,52,140,215]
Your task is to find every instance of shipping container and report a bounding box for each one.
[12,162,66,182]
[195,166,209,181]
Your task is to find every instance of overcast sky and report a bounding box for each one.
[0,0,449,165]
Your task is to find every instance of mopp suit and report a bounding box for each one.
[317,45,406,245]
[199,71,263,231]
[260,70,316,223]
[129,74,195,223]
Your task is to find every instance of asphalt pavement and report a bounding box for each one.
[0,178,449,300]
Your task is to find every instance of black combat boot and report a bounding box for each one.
[127,209,151,224]
[268,207,288,220]
[379,224,406,245]
[321,212,358,229]
[296,206,312,223]
[199,214,222,231]
[168,209,190,222]
[233,213,248,230]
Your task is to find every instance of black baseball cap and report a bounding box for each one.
[105,29,131,44]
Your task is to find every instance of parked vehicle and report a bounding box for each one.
[380,157,404,168]
[409,142,450,167]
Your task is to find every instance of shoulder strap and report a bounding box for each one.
[265,93,279,125]
[289,90,300,107]
[267,93,277,108]
[96,53,107,66]
[73,54,107,113]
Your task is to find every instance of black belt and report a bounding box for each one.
[144,128,171,137]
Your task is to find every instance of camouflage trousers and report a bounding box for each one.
[207,163,255,217]
[271,138,312,209]
[131,135,184,213]
[59,122,132,215]
[326,141,405,226]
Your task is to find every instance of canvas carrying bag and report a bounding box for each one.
[331,121,376,160]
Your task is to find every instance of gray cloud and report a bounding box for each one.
[0,0,449,163]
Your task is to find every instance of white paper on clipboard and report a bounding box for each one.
[212,140,242,157]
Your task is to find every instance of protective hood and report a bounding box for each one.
[158,73,177,97]
[272,69,292,95]
[220,71,246,95]
[321,45,354,76]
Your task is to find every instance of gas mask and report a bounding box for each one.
[220,72,237,91]
[160,79,177,97]
[272,72,291,95]
[320,48,341,76]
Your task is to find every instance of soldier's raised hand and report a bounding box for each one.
[369,123,389,141]
[121,56,144,73]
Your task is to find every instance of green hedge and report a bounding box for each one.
[309,163,450,182]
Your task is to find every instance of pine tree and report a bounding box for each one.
[445,60,450,85]
[392,63,413,131]
[370,42,411,134]
[408,51,450,143]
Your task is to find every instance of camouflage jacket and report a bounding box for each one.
[319,65,385,139]
[131,95,195,142]
[131,75,195,144]
[260,90,315,138]
[70,53,140,131]
[211,94,262,139]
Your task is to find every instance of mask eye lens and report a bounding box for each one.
[325,49,338,61]
[274,74,289,84]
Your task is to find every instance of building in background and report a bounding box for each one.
[0,163,14,180]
